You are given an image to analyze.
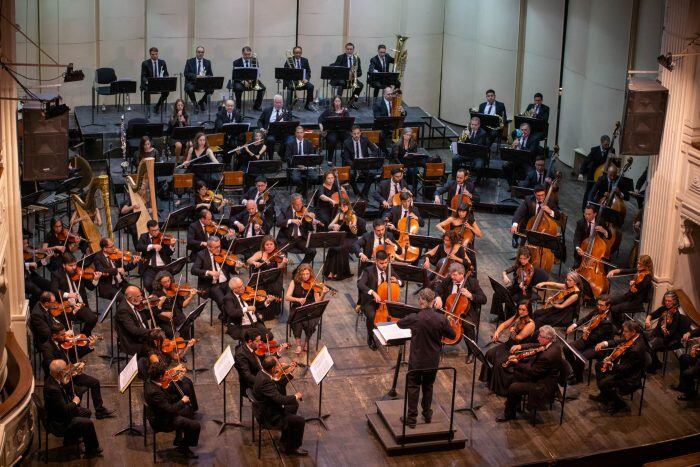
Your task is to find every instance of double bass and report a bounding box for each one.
[575,206,614,298]
[600,157,634,254]
[525,172,561,272]
[373,260,401,325]
[593,121,621,181]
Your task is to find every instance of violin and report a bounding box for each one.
[55,228,81,244]
[301,279,337,296]
[583,310,609,341]
[60,333,103,349]
[164,284,204,298]
[241,286,281,303]
[108,249,143,264]
[134,295,161,311]
[539,286,579,311]
[70,266,97,282]
[294,206,317,224]
[205,223,233,237]
[23,247,50,261]
[59,362,86,382]
[516,263,534,294]
[272,361,298,381]
[503,345,546,367]
[601,335,637,372]
[152,232,186,246]
[213,251,244,268]
[48,300,76,317]
[629,269,649,294]
[162,337,198,354]
[254,340,289,357]
[161,367,187,389]
[201,190,227,205]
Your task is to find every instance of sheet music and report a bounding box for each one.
[310,345,334,385]
[374,323,411,346]
[451,141,458,155]
[214,345,235,385]
[119,355,139,394]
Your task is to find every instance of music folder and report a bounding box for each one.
[373,322,411,346]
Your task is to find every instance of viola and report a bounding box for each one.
[516,263,534,294]
[201,190,226,205]
[134,295,161,311]
[629,269,649,294]
[152,232,186,246]
[55,229,81,244]
[47,300,77,317]
[164,284,204,298]
[294,207,317,224]
[254,340,289,357]
[503,345,546,367]
[70,266,97,282]
[60,333,103,350]
[241,286,281,303]
[162,337,198,354]
[601,335,637,372]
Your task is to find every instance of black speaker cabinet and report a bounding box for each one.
[620,77,668,156]
[22,108,69,181]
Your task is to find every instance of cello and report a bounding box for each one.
[442,269,473,345]
[394,207,420,263]
[525,171,561,272]
[373,259,401,325]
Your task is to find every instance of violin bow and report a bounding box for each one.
[170,273,186,349]
[57,289,74,336]
[302,263,326,302]
[207,178,225,209]
[144,294,159,330]
[58,289,83,367]
[264,334,299,392]
[258,180,279,201]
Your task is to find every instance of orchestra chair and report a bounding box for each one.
[234,363,250,428]
[143,402,176,463]
[207,133,225,156]
[364,130,381,146]
[33,394,82,463]
[172,173,194,211]
[416,162,446,199]
[555,212,568,276]
[92,67,118,114]
[659,314,691,376]
[246,388,283,461]
[628,352,652,416]
[382,164,404,179]
[222,171,245,202]
[523,358,571,426]
[410,126,421,145]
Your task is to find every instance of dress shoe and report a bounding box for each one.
[177,446,199,459]
[285,448,309,456]
[496,414,515,423]
[95,407,115,419]
[422,410,433,423]
[511,237,519,248]
[400,416,416,428]
[83,448,103,459]
[368,338,378,351]
[678,394,696,401]
[153,105,160,115]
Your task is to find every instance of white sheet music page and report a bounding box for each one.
[310,345,334,385]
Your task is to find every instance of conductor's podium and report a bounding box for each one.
[367,399,467,456]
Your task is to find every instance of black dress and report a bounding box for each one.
[534,296,580,328]
[250,255,283,320]
[324,215,366,280]
[479,317,535,396]
[315,185,338,229]
[152,289,191,340]
[289,280,319,340]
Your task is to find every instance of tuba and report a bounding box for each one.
[391,35,409,81]
[126,157,158,236]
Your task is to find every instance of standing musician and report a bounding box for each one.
[232,200,272,238]
[318,95,350,163]
[373,86,406,156]
[115,285,154,356]
[275,193,319,271]
[373,167,409,216]
[41,323,114,419]
[141,46,169,115]
[434,169,475,204]
[284,125,316,198]
[145,360,200,459]
[93,237,137,298]
[454,117,490,176]
[191,236,238,315]
[592,320,647,414]
[606,255,654,327]
[573,205,610,267]
[326,200,367,280]
[523,92,550,122]
[183,46,213,113]
[433,263,487,360]
[331,42,363,109]
[384,192,424,237]
[150,270,198,340]
[578,134,615,212]
[214,99,243,168]
[532,272,582,328]
[136,220,174,293]
[167,98,189,161]
[283,46,315,110]
[232,46,266,111]
[645,291,686,374]
[246,236,287,319]
[223,277,274,341]
[391,128,421,192]
[254,356,307,456]
[675,328,700,401]
[44,359,103,459]
[510,184,560,248]
[504,123,541,187]
[589,163,630,208]
[241,176,276,215]
[258,95,293,157]
[29,292,61,348]
[286,264,329,354]
[396,289,455,428]
[478,89,508,126]
[50,253,99,337]
[368,44,400,98]
[315,170,343,229]
[357,249,402,350]
[194,180,230,215]
[342,125,380,198]
[480,300,536,396]
[566,295,615,383]
[353,218,402,272]
[496,325,563,422]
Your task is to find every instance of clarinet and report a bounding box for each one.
[119,114,129,175]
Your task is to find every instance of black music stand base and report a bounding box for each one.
[381,345,404,400]
[212,377,244,435]
[454,356,481,420]
[305,380,330,430]
[113,385,142,436]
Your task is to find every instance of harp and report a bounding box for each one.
[71,156,113,252]
[125,157,158,236]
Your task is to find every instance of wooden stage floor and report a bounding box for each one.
[26,150,700,466]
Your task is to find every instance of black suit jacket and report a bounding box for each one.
[342,136,379,166]
[352,231,402,260]
[520,166,555,190]
[368,54,394,75]
[460,127,489,147]
[242,186,276,211]
[397,309,455,369]
[512,195,560,228]
[524,103,550,122]
[372,178,409,204]
[513,342,564,405]
[478,100,507,122]
[183,57,213,89]
[140,58,169,90]
[144,379,188,431]
[573,218,609,250]
[30,302,60,347]
[435,277,487,308]
[331,53,362,78]
[580,146,614,180]
[50,270,94,305]
[589,174,631,203]
[606,336,647,385]
[43,376,81,434]
[231,209,272,236]
[284,139,315,164]
[257,106,291,130]
[190,248,235,290]
[92,250,136,298]
[435,179,476,200]
[357,265,401,308]
[573,310,614,344]
[40,339,92,375]
[253,370,298,425]
[136,233,174,274]
[186,220,209,260]
[214,108,242,132]
[232,57,261,83]
[385,205,425,228]
[283,56,311,87]
[275,205,314,244]
[234,342,262,390]
[373,98,392,117]
[114,299,151,355]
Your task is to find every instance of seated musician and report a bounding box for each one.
[242,176,275,214]
[325,200,367,280]
[480,300,536,395]
[254,356,307,456]
[532,272,582,328]
[286,264,330,354]
[396,289,454,429]
[237,131,268,177]
[357,249,402,350]
[390,128,420,191]
[258,94,293,159]
[524,92,550,122]
[187,209,234,261]
[331,42,363,109]
[284,46,315,110]
[578,134,614,211]
[504,123,541,188]
[184,45,213,113]
[41,323,114,419]
[136,136,160,165]
[423,231,470,279]
[675,328,700,401]
[50,253,99,336]
[490,247,544,322]
[144,360,200,459]
[496,325,563,422]
[315,170,344,228]
[645,291,687,374]
[342,125,380,198]
[234,329,288,390]
[167,98,189,161]
[42,217,82,272]
[183,132,218,170]
[44,359,103,459]
[223,277,274,341]
[385,192,424,238]
[368,44,399,98]
[588,163,631,207]
[23,236,52,308]
[433,263,487,360]
[141,47,170,114]
[353,218,402,273]
[284,125,316,199]
[93,237,137,298]
[453,117,490,176]
[136,220,174,293]
[232,200,272,238]
[373,168,409,215]
[478,89,508,127]
[232,46,265,111]
[606,255,654,327]
[566,295,615,383]
[275,193,318,273]
[194,180,230,215]
[318,95,350,163]
[434,169,475,205]
[115,285,154,356]
[118,197,142,247]
[510,184,559,248]
[151,270,198,340]
[520,156,554,189]
[191,236,237,317]
[214,99,243,168]
[373,86,406,156]
[29,292,60,348]
[573,204,610,268]
[591,320,647,414]
[246,236,286,320]
[436,203,483,267]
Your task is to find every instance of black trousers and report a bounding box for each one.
[279,412,305,452]
[73,374,105,411]
[333,80,364,100]
[173,415,201,447]
[406,368,437,421]
[595,361,638,404]
[233,81,265,110]
[184,85,212,107]
[282,237,316,266]
[207,282,230,314]
[63,416,99,451]
[286,82,314,105]
[361,302,378,341]
[609,294,643,327]
[143,90,169,108]
[141,267,159,294]
[74,305,97,336]
[504,381,536,418]
[678,354,700,395]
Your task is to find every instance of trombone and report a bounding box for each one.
[251,53,263,92]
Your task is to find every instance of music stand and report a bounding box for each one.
[306,345,334,430]
[154,162,175,178]
[320,66,350,107]
[321,116,355,133]
[130,123,164,140]
[588,202,623,227]
[233,235,264,257]
[402,153,428,169]
[501,147,536,166]
[246,160,283,176]
[171,125,204,143]
[368,71,399,89]
[190,163,223,186]
[231,68,259,119]
[246,266,283,289]
[163,257,187,276]
[289,300,329,373]
[469,112,501,134]
[382,303,420,399]
[515,116,548,141]
[195,76,224,124]
[488,275,517,321]
[113,211,141,250]
[414,203,448,236]
[351,157,384,172]
[211,345,244,434]
[524,230,563,268]
[221,123,250,154]
[114,354,142,436]
[511,186,534,200]
[455,142,489,169]
[145,76,177,120]
[98,291,123,367]
[373,116,404,133]
[456,336,489,420]
[408,234,442,251]
[306,231,345,264]
[391,263,426,303]
[291,154,324,167]
[110,80,137,113]
[274,67,304,109]
[55,176,83,195]
[177,302,209,381]
[268,121,300,141]
[21,191,44,207]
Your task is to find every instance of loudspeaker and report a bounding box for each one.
[22,108,69,181]
[620,77,668,156]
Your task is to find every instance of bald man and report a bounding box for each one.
[115,285,152,355]
[231,200,272,237]
[215,99,243,168]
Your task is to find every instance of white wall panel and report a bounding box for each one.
[252,0,296,100]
